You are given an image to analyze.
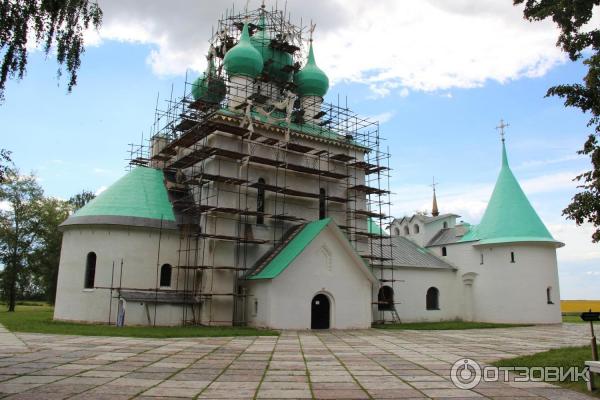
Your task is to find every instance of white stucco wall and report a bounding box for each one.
[372,266,460,322]
[244,227,374,329]
[432,241,562,324]
[54,225,185,326]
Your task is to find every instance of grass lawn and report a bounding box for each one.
[0,304,279,338]
[373,321,531,330]
[493,345,600,398]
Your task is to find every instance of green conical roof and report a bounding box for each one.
[73,167,175,222]
[294,42,329,97]
[224,22,264,79]
[250,14,293,82]
[192,56,226,103]
[460,141,561,246]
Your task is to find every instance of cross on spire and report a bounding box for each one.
[430,176,438,192]
[496,119,509,143]
[309,22,316,42]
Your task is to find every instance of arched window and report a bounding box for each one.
[319,188,327,220]
[377,286,394,311]
[84,252,96,289]
[510,251,515,263]
[443,222,448,229]
[426,287,439,310]
[404,226,410,235]
[546,287,553,304]
[441,247,447,257]
[160,264,172,287]
[414,224,420,234]
[394,227,400,236]
[257,178,265,225]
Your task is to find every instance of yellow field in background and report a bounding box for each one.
[561,300,600,313]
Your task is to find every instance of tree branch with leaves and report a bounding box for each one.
[514,0,600,241]
[0,0,103,101]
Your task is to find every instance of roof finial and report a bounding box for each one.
[496,119,509,143]
[431,177,439,217]
[496,119,510,167]
[309,21,316,43]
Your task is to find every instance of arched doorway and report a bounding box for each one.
[377,286,394,311]
[311,294,330,329]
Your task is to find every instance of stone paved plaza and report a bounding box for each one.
[0,323,596,399]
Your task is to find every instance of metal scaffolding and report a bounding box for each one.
[123,4,398,326]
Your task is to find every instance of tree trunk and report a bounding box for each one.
[8,267,16,312]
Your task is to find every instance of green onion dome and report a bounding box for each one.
[192,56,226,103]
[223,22,264,79]
[294,42,329,97]
[250,14,293,82]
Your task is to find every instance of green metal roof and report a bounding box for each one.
[368,218,387,236]
[460,142,559,246]
[250,14,293,82]
[294,42,329,97]
[192,57,226,103]
[247,218,331,280]
[74,167,175,222]
[224,22,264,79]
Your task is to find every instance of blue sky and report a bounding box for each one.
[1,0,598,299]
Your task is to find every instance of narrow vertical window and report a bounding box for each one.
[510,251,515,263]
[257,178,265,224]
[84,252,96,289]
[319,188,327,220]
[160,264,172,287]
[547,287,553,304]
[441,247,447,257]
[480,253,484,265]
[404,226,409,235]
[443,221,448,229]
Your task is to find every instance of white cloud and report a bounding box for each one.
[368,111,395,125]
[515,154,584,170]
[390,170,584,223]
[549,222,600,263]
[587,271,600,276]
[88,0,569,95]
[95,186,107,195]
[520,170,582,194]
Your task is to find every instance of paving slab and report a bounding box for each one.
[0,323,596,399]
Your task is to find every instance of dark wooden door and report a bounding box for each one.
[311,294,330,329]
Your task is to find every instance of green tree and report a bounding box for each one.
[68,190,95,211]
[30,197,70,304]
[0,0,103,101]
[514,0,600,241]
[0,168,44,311]
[0,149,11,183]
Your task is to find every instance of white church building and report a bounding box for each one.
[53,5,563,329]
